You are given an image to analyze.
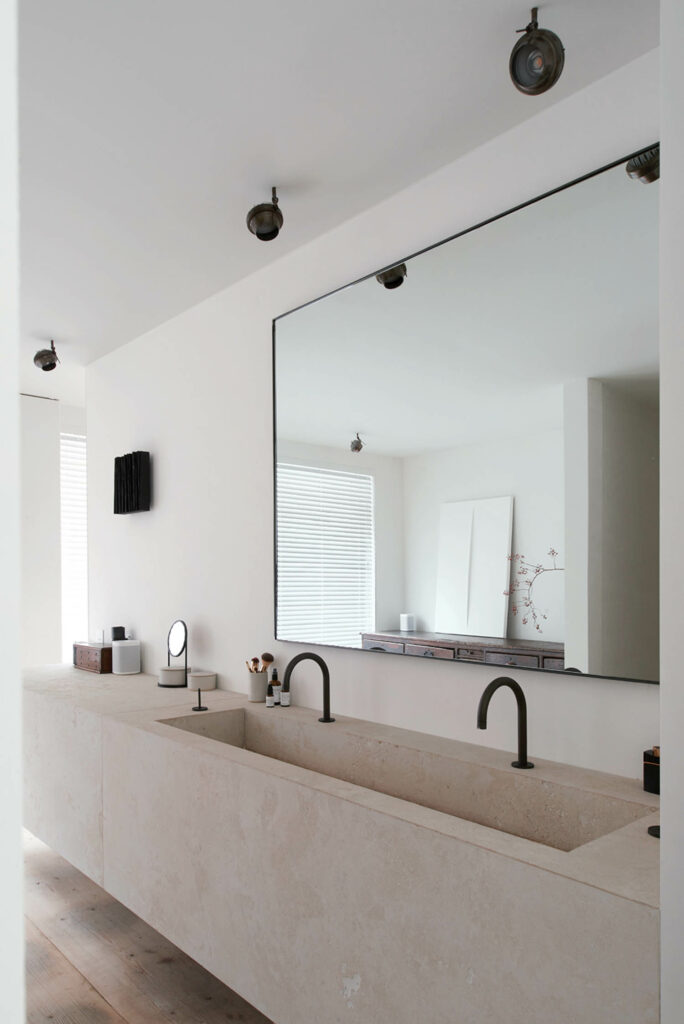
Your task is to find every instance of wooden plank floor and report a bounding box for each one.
[24,831,272,1024]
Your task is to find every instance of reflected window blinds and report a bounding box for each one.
[276,463,375,647]
[60,433,88,661]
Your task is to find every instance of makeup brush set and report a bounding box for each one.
[246,652,274,675]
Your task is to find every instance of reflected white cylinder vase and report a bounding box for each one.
[400,613,416,631]
[248,670,268,702]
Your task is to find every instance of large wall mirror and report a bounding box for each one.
[273,147,659,684]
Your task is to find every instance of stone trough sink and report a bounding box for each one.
[121,700,661,1024]
[23,669,661,1023]
[163,704,655,853]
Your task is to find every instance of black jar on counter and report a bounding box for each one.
[643,746,660,795]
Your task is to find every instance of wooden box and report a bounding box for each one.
[73,643,113,674]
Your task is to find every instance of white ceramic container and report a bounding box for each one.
[248,670,268,702]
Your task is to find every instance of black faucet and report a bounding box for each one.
[282,652,335,723]
[477,676,534,769]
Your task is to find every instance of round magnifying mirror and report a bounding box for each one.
[168,619,187,657]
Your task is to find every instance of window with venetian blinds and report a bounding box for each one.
[60,433,88,660]
[276,463,376,647]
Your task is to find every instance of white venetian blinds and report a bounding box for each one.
[276,463,375,647]
[60,433,88,660]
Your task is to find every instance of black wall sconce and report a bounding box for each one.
[33,339,59,371]
[626,145,660,184]
[114,451,151,514]
[376,264,407,289]
[510,7,564,96]
[246,186,283,241]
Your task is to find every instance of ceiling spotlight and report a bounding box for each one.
[246,186,283,241]
[626,146,660,184]
[33,339,59,372]
[350,433,364,453]
[376,263,407,289]
[510,7,564,96]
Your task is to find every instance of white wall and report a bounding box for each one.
[564,379,603,673]
[20,395,62,666]
[600,384,659,680]
[564,380,659,679]
[403,430,564,641]
[278,439,404,632]
[60,402,86,436]
[88,52,660,780]
[660,3,684,1018]
[0,0,23,1013]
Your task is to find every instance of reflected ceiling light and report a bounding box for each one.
[350,433,364,453]
[510,7,564,96]
[246,186,283,241]
[626,146,660,184]
[376,263,407,289]
[33,339,59,372]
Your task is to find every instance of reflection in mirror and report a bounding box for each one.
[274,151,659,683]
[168,619,187,658]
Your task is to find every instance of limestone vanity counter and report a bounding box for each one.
[24,666,660,1024]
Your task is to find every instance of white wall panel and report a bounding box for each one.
[659,2,684,1017]
[0,0,23,1011]
[88,53,660,780]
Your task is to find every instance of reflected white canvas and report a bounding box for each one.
[435,496,513,637]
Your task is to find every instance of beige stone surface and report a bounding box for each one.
[23,688,105,884]
[24,667,661,1024]
[23,666,241,885]
[165,705,657,852]
[23,663,238,715]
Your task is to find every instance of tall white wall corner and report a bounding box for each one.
[563,378,603,673]
[20,395,62,666]
[660,1,684,1020]
[0,0,24,1013]
[564,379,659,681]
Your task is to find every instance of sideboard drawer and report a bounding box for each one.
[362,639,404,653]
[485,651,540,669]
[405,644,454,660]
[457,646,485,662]
[543,656,565,670]
[73,643,113,674]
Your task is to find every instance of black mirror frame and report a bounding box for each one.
[271,144,660,687]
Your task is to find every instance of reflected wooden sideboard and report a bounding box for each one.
[360,630,564,671]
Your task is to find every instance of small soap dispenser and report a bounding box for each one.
[281,674,291,707]
[271,667,281,705]
[266,682,275,708]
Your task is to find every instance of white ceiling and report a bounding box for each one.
[20,0,659,402]
[275,161,659,455]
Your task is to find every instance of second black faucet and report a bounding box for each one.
[477,676,534,769]
[282,652,335,723]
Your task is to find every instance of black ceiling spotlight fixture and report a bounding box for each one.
[376,263,407,289]
[246,186,283,241]
[33,339,59,372]
[510,7,565,96]
[626,145,660,184]
[350,433,364,453]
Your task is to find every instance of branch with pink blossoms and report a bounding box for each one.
[503,547,564,634]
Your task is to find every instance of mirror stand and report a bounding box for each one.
[158,619,188,687]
